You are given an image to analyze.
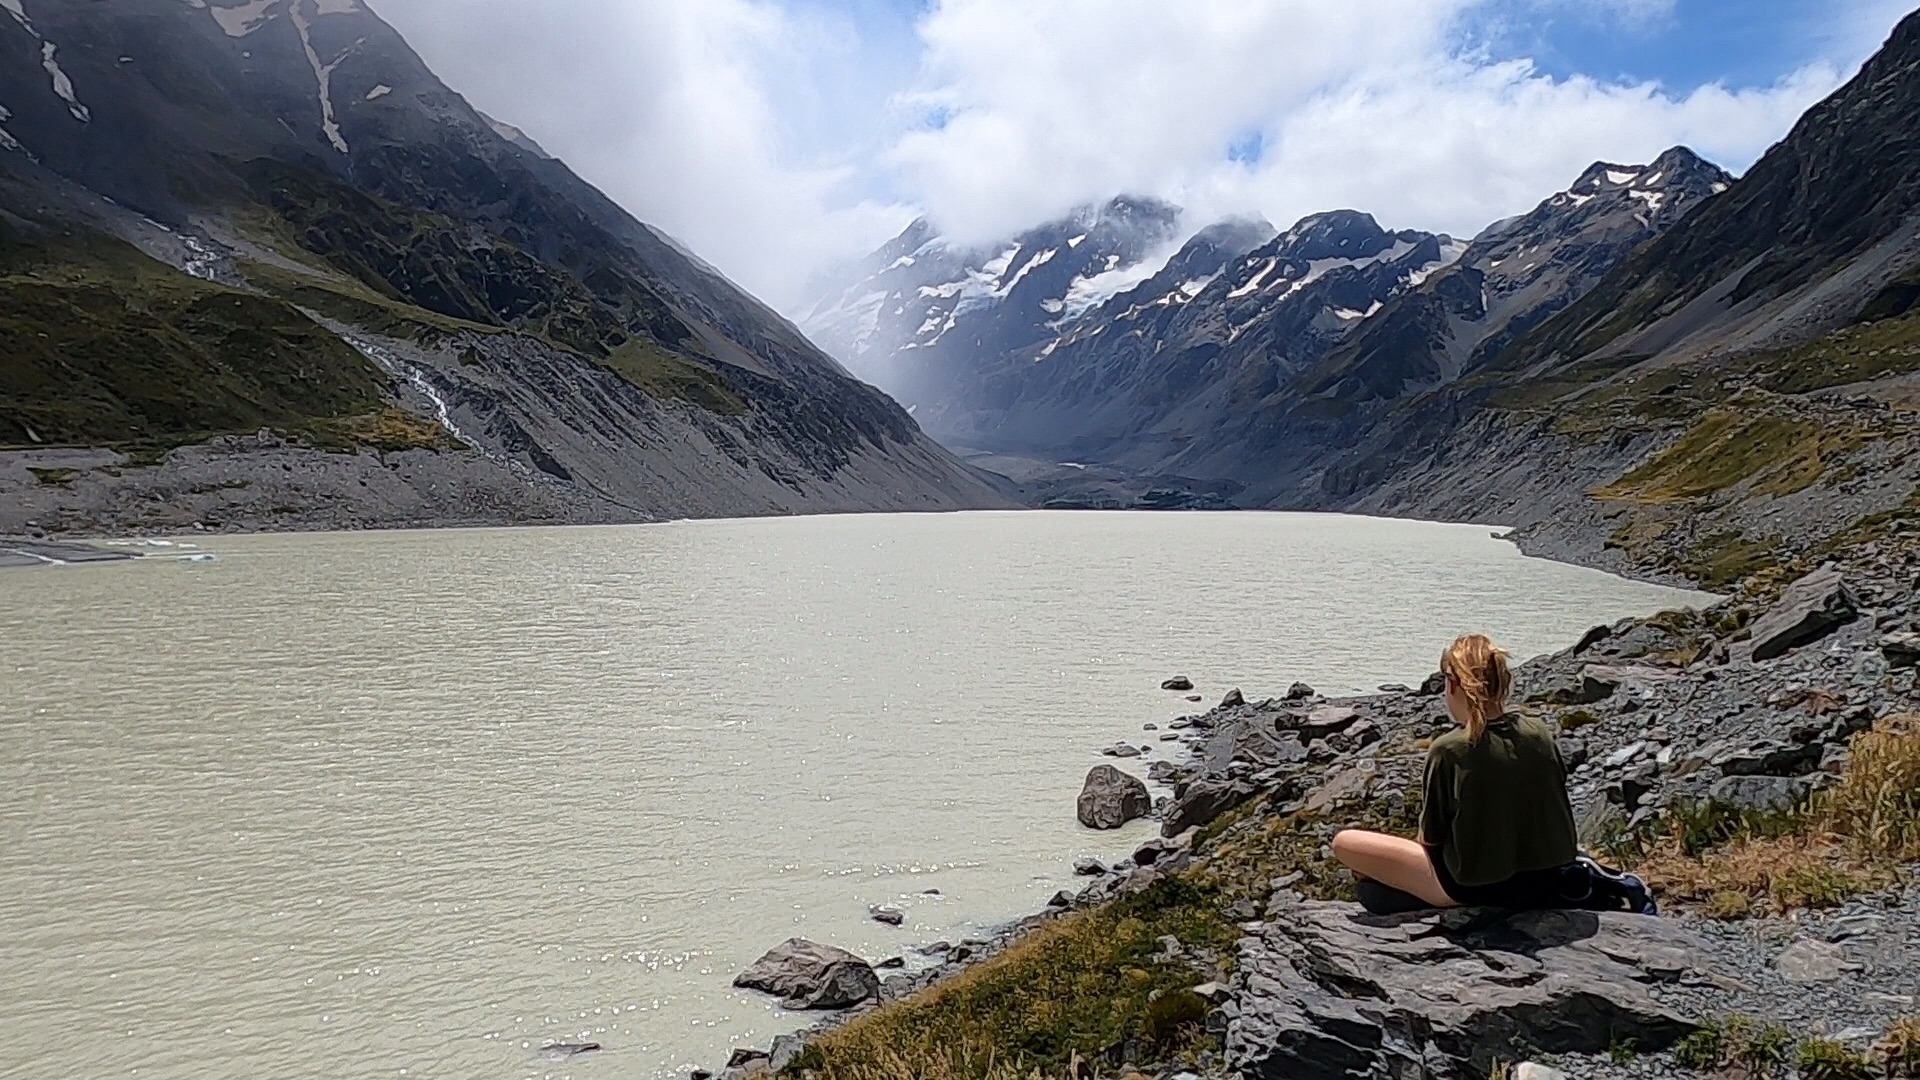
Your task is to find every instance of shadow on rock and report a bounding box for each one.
[1230,903,1702,1079]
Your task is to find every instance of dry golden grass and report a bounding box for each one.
[1876,1017,1920,1077]
[1634,718,1920,915]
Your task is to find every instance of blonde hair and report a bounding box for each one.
[1442,633,1512,744]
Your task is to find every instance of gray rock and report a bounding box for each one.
[734,938,879,1010]
[1326,719,1383,755]
[1285,682,1317,701]
[869,905,905,926]
[1046,890,1074,908]
[1204,715,1310,773]
[1077,765,1152,829]
[1774,938,1854,983]
[725,1048,771,1070]
[1418,671,1448,696]
[769,1035,805,1073]
[1221,688,1246,708]
[1515,1066,1569,1080]
[1302,763,1376,816]
[1884,631,1920,669]
[1072,857,1108,877]
[1192,981,1234,1005]
[1708,775,1811,814]
[1573,624,1614,654]
[1229,905,1702,1080]
[1532,668,1620,706]
[1163,777,1260,836]
[1102,742,1144,758]
[1146,760,1181,783]
[1712,740,1823,777]
[1750,566,1859,661]
[1295,705,1363,740]
[1162,676,1195,691]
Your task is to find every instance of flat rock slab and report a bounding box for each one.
[1230,903,1703,1080]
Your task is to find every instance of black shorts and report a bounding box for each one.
[1429,849,1581,909]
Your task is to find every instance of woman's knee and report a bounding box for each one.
[1330,828,1372,863]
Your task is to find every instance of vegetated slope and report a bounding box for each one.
[0,0,1004,534]
[1291,10,1920,586]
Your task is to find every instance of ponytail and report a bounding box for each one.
[1442,634,1512,744]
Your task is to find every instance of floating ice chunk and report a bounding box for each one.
[180,553,217,563]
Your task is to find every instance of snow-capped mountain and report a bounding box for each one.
[805,145,1734,510]
[908,208,1464,452]
[1294,147,1735,406]
[802,196,1190,406]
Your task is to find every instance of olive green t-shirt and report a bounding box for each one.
[1419,713,1579,887]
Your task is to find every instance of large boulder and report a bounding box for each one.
[1230,904,1702,1080]
[1077,765,1152,829]
[1749,566,1859,661]
[1161,777,1259,837]
[734,939,879,1010]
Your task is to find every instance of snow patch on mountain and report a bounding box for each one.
[210,0,279,36]
[289,0,353,153]
[40,43,89,122]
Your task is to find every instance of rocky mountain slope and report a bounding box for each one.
[802,196,1200,434]
[0,0,1006,536]
[1300,10,1920,588]
[806,148,1739,515]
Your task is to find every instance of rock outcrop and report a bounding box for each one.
[1749,566,1861,661]
[1230,905,1703,1079]
[1077,765,1152,829]
[733,939,880,1010]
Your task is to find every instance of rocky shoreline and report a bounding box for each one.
[716,529,1920,1080]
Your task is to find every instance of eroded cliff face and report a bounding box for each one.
[0,0,1008,532]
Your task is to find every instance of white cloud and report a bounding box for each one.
[367,0,1906,316]
[889,0,1849,247]
[372,0,916,311]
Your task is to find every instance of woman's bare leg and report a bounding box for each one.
[1331,829,1459,908]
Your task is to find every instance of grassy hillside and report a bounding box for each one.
[0,224,436,452]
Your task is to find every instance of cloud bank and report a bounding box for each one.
[370,0,1903,314]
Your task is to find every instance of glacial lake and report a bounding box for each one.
[0,511,1708,1080]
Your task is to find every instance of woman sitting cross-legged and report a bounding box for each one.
[1331,633,1585,913]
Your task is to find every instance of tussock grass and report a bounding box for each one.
[1633,718,1920,915]
[1595,411,1865,504]
[1677,1016,1920,1078]
[791,876,1236,1080]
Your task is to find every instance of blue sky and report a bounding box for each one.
[376,0,1915,310]
[1464,0,1898,86]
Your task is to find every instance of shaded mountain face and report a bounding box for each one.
[0,0,1003,526]
[928,209,1459,456]
[802,196,1189,409]
[1296,148,1734,407]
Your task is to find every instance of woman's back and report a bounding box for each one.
[1421,713,1579,888]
